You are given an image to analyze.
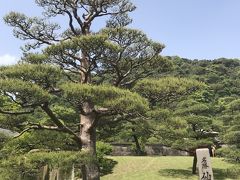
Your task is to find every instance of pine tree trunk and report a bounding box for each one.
[80,101,100,180]
[192,152,197,174]
[132,128,144,155]
[79,26,100,179]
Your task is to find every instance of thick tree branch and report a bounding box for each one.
[94,107,114,116]
[72,7,83,29]
[0,109,34,115]
[14,124,63,138]
[41,103,82,146]
[64,10,78,35]
[14,127,32,138]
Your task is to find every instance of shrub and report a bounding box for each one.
[96,141,117,176]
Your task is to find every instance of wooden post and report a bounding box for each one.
[71,164,75,180]
[49,169,60,180]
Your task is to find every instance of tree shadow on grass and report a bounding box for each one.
[159,169,195,179]
[213,168,240,180]
[159,168,240,180]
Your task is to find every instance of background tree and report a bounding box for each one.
[164,57,240,172]
[133,77,206,152]
[216,98,240,162]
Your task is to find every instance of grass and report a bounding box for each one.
[102,156,240,180]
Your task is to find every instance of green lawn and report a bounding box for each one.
[102,156,240,180]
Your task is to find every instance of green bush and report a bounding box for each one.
[96,141,117,176]
[96,141,112,157]
[216,147,240,163]
[0,151,91,179]
[0,141,116,179]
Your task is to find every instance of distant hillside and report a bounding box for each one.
[168,56,240,98]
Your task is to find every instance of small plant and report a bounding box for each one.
[96,141,117,176]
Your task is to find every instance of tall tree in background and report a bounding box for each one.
[1,0,168,179]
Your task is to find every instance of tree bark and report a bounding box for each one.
[80,101,100,180]
[78,25,100,179]
[132,128,145,156]
[192,151,197,174]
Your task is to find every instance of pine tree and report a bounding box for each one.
[1,1,167,179]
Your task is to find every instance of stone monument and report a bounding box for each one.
[196,148,214,180]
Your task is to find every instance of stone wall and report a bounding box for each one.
[111,143,134,156]
[145,144,189,156]
[111,143,189,156]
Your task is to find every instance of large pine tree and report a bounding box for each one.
[1,1,168,179]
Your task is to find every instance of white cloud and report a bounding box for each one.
[0,54,18,66]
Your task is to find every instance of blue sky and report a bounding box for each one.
[1,0,240,65]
